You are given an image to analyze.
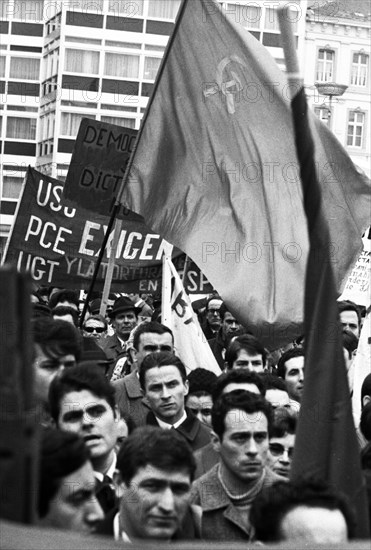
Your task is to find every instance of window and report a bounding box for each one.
[64,49,99,74]
[351,53,368,87]
[101,116,135,128]
[66,0,103,10]
[10,57,40,80]
[316,49,334,82]
[104,52,139,78]
[108,0,144,16]
[61,112,95,136]
[347,111,365,148]
[314,106,330,126]
[2,176,24,199]
[143,57,161,80]
[0,56,5,78]
[148,0,181,20]
[6,117,37,139]
[13,0,44,21]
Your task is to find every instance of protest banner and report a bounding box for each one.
[63,119,138,217]
[3,167,183,293]
[339,235,371,307]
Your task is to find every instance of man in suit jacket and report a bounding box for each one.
[113,321,174,425]
[96,427,201,541]
[100,296,141,379]
[138,352,211,451]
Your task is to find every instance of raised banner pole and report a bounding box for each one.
[161,240,173,329]
[100,218,122,318]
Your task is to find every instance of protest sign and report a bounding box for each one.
[3,167,183,293]
[339,235,371,307]
[63,119,137,217]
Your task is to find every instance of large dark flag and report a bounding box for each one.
[118,0,370,349]
[277,9,370,538]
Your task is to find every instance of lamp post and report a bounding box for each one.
[314,82,348,129]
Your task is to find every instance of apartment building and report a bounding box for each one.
[304,0,370,177]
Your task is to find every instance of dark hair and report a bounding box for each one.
[49,289,80,310]
[276,348,305,379]
[206,295,222,311]
[187,368,217,395]
[259,372,287,392]
[48,363,116,422]
[250,477,356,542]
[225,334,267,369]
[360,402,371,441]
[38,428,90,518]
[361,374,371,407]
[133,321,173,351]
[219,302,229,321]
[342,329,359,358]
[212,390,273,439]
[83,314,108,331]
[139,352,187,390]
[52,306,79,327]
[117,426,196,484]
[212,369,266,401]
[270,415,297,438]
[32,317,82,361]
[338,300,361,328]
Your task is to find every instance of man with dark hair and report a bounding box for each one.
[225,334,268,372]
[266,416,297,478]
[114,321,174,425]
[32,317,81,410]
[208,303,245,370]
[49,364,120,513]
[96,427,201,541]
[37,428,103,533]
[201,295,223,340]
[48,289,80,311]
[52,305,79,327]
[191,391,283,540]
[139,352,211,451]
[259,373,292,410]
[186,368,218,427]
[362,374,371,408]
[100,296,141,378]
[250,477,355,544]
[194,370,266,478]
[276,347,305,403]
[338,300,362,337]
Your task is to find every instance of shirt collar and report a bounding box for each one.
[113,512,131,543]
[94,453,117,483]
[155,410,187,430]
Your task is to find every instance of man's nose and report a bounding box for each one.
[279,450,291,464]
[161,386,170,399]
[246,438,258,455]
[86,496,104,526]
[158,487,175,513]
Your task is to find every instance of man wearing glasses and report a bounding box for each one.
[82,314,108,340]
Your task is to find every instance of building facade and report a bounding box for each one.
[2,0,369,255]
[304,1,370,177]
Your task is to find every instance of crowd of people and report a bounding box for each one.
[22,285,371,543]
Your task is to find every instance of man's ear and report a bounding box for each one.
[114,406,120,421]
[128,347,137,364]
[211,431,221,453]
[184,379,189,397]
[363,395,371,407]
[113,470,127,498]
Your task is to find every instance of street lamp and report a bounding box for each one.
[314,82,348,129]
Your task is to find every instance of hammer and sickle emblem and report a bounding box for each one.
[203,55,247,115]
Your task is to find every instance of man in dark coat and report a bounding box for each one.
[138,352,211,452]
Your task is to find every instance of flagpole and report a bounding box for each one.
[113,0,189,209]
[161,241,173,329]
[79,203,119,327]
[100,218,122,318]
